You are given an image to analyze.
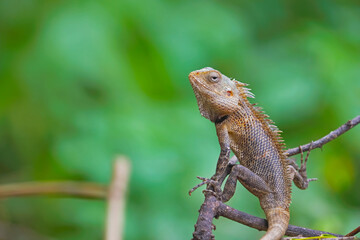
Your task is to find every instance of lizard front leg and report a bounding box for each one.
[189,122,231,196]
[211,122,231,183]
[211,123,274,201]
[201,123,232,196]
[189,155,237,196]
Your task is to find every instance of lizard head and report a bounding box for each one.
[189,67,246,122]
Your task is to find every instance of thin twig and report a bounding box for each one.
[345,226,360,237]
[0,181,107,199]
[104,156,131,240]
[286,115,360,156]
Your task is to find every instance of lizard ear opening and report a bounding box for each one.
[226,90,233,97]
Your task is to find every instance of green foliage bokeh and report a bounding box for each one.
[0,0,359,239]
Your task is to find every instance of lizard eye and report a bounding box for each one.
[208,72,221,83]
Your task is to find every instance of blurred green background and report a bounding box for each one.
[0,0,360,239]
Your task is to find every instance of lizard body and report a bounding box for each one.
[189,67,314,240]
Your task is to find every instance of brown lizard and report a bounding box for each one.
[188,67,316,240]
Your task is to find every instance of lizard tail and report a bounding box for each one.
[260,207,289,240]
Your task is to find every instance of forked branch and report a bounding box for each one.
[193,193,352,240]
[193,193,347,239]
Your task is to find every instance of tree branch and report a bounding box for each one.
[345,226,360,237]
[217,199,342,237]
[193,194,344,239]
[193,192,218,240]
[0,181,107,199]
[285,115,360,156]
[105,156,131,240]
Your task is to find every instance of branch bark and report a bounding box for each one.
[0,181,107,199]
[193,193,218,240]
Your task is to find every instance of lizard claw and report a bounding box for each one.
[189,176,213,196]
[188,176,223,197]
[299,142,313,174]
[308,178,318,182]
[296,142,317,188]
[197,176,211,182]
[202,189,217,196]
[202,177,223,198]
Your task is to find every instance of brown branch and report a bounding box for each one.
[345,226,360,237]
[192,192,218,240]
[217,200,342,237]
[0,181,107,199]
[104,156,131,240]
[285,115,360,156]
[193,194,343,239]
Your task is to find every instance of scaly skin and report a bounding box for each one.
[189,67,315,240]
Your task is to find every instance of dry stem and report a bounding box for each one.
[0,181,107,199]
[104,156,131,240]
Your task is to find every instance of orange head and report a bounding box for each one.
[189,67,246,122]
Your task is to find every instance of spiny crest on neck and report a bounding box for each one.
[234,79,286,153]
[233,79,255,100]
[235,78,292,205]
